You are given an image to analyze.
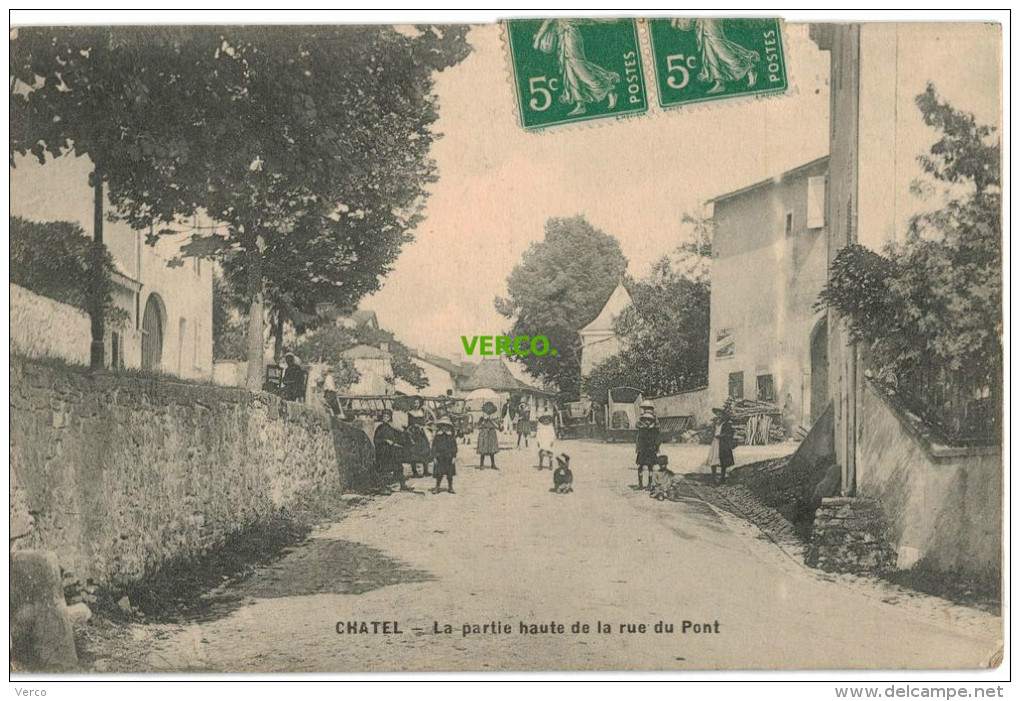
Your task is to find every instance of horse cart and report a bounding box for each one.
[554,398,593,439]
[601,386,643,443]
[334,393,463,426]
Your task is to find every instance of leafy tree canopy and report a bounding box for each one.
[817,83,1001,439]
[11,25,472,383]
[495,215,628,395]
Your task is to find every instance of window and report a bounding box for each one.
[757,374,776,402]
[784,212,794,236]
[728,372,744,400]
[715,327,735,359]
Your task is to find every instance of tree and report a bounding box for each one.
[10,25,472,387]
[582,254,711,403]
[10,27,210,368]
[675,210,715,282]
[817,84,1001,439]
[212,271,248,362]
[914,82,999,194]
[495,216,628,395]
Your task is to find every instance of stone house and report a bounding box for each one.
[341,344,396,395]
[707,156,830,430]
[405,349,474,396]
[579,282,632,377]
[10,154,214,381]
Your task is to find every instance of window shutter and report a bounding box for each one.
[807,175,826,229]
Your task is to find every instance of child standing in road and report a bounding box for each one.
[476,401,500,469]
[516,400,532,448]
[707,407,736,484]
[535,413,556,469]
[431,416,458,494]
[635,401,661,490]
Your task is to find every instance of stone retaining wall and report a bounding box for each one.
[805,496,896,573]
[10,357,373,592]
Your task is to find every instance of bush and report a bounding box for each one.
[815,85,1000,441]
[10,216,127,326]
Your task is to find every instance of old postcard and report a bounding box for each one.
[8,16,1004,676]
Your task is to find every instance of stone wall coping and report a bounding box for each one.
[12,355,332,423]
[820,496,873,506]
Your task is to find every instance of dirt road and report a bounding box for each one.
[90,439,1002,672]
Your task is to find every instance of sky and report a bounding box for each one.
[362,23,832,361]
[9,20,999,364]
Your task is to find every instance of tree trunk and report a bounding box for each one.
[244,243,265,391]
[272,311,285,363]
[89,170,106,371]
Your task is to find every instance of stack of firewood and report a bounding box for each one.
[723,398,786,445]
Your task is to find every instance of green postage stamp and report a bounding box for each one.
[505,19,648,130]
[647,18,788,108]
[506,18,788,129]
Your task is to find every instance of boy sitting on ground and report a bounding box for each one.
[650,454,690,501]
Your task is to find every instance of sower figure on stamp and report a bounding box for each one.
[670,18,760,95]
[431,416,458,494]
[374,409,411,493]
[476,401,500,470]
[635,401,661,490]
[533,19,620,116]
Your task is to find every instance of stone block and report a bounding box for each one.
[10,550,78,669]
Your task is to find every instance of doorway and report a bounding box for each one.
[141,293,165,371]
[810,316,829,425]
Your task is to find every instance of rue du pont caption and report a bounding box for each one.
[335,620,721,636]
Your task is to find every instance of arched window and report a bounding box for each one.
[141,293,165,370]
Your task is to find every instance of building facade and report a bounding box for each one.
[707,156,830,430]
[405,349,475,396]
[341,344,396,395]
[10,154,214,381]
[810,23,1001,577]
[811,22,1001,494]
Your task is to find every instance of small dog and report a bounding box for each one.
[552,453,573,494]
